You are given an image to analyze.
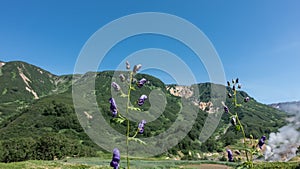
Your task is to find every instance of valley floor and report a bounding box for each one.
[0,158,299,169]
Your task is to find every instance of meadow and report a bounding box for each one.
[0,157,299,169]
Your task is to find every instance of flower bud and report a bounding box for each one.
[258,135,266,149]
[231,117,236,126]
[137,78,147,88]
[138,120,146,133]
[227,149,234,162]
[133,64,142,73]
[244,97,250,102]
[126,61,130,70]
[109,98,117,117]
[228,93,232,98]
[110,148,120,168]
[111,82,121,91]
[137,94,147,106]
[224,106,229,113]
[227,81,231,87]
[119,74,126,82]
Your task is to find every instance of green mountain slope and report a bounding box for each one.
[0,61,57,101]
[0,61,73,125]
[0,61,287,162]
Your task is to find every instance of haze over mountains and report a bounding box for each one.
[0,60,294,161]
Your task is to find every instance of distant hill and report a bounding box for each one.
[0,61,288,162]
[0,61,74,124]
[270,101,300,115]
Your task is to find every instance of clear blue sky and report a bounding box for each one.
[1,0,300,104]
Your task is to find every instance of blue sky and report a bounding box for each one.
[0,0,300,104]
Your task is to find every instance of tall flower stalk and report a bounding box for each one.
[225,79,265,168]
[125,71,133,168]
[225,79,251,167]
[109,61,147,169]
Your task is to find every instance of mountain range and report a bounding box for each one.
[0,61,289,162]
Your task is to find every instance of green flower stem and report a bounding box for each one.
[236,115,249,162]
[125,71,133,169]
[120,90,128,97]
[249,136,254,163]
[131,128,140,139]
[227,110,234,117]
[233,89,250,162]
[117,112,126,120]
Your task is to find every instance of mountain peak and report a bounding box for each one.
[0,61,64,103]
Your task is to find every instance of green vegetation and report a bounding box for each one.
[0,61,290,165]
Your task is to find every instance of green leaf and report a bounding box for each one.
[113,117,125,124]
[252,150,262,156]
[130,86,136,90]
[235,125,241,131]
[128,137,146,145]
[236,104,242,107]
[120,93,128,97]
[128,106,141,111]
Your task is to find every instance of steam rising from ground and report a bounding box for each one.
[265,102,300,161]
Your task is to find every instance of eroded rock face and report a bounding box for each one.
[167,85,220,114]
[166,86,193,98]
[18,66,39,99]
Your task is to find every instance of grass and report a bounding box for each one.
[0,158,299,169]
[253,161,300,169]
[0,160,104,169]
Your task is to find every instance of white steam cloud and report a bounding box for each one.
[265,102,300,161]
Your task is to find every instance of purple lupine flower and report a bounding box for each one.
[224,106,229,113]
[238,84,242,89]
[235,78,239,84]
[227,149,234,162]
[232,79,235,84]
[119,74,126,82]
[110,148,120,169]
[231,117,236,126]
[258,135,266,149]
[126,61,130,70]
[109,98,117,117]
[232,85,236,91]
[138,120,146,133]
[133,64,142,73]
[244,97,250,102]
[137,95,147,106]
[137,78,147,88]
[111,82,120,91]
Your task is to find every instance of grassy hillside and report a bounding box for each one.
[0,61,73,125]
[0,61,57,102]
[0,61,288,162]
